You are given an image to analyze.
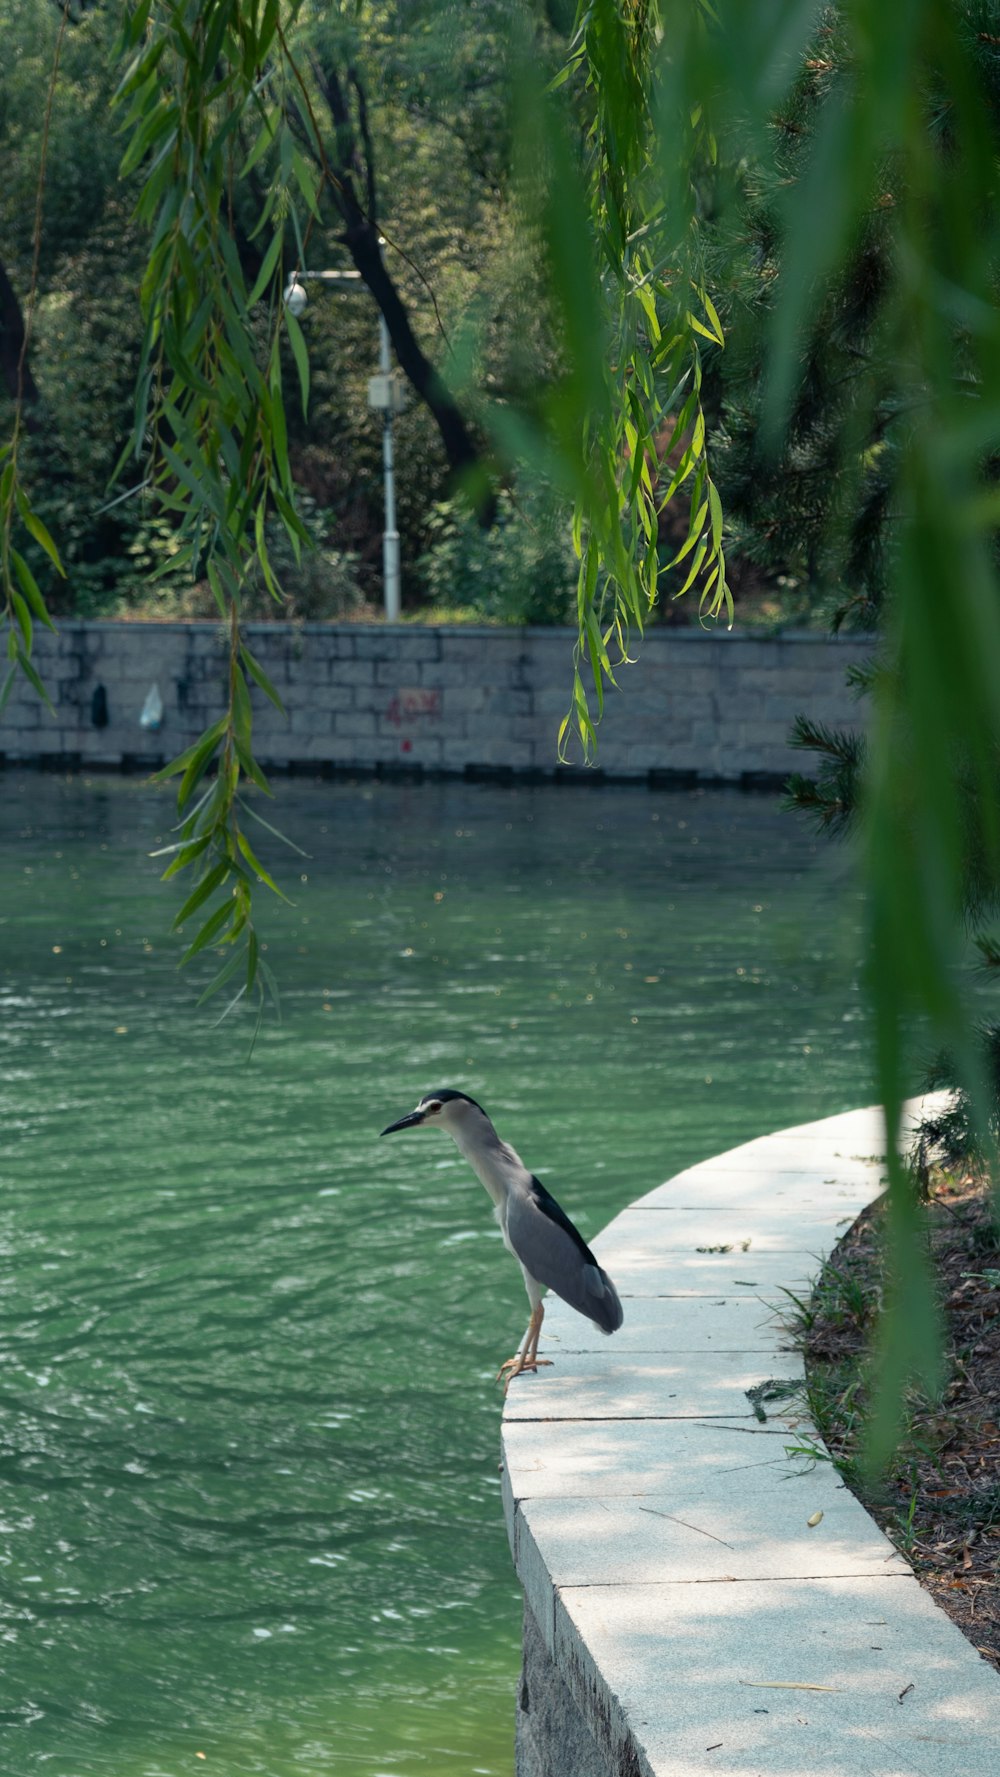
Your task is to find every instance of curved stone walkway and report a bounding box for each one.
[500,1101,1000,1777]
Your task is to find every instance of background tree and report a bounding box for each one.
[0,1,587,616]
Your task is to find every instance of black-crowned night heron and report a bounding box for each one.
[379,1089,623,1388]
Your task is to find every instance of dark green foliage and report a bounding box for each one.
[0,1,122,270]
[0,4,166,619]
[417,484,576,624]
[10,205,154,616]
[0,0,565,622]
[704,25,897,629]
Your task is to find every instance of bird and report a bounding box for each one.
[379,1089,623,1389]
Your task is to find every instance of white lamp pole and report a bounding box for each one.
[376,312,401,622]
[283,268,403,622]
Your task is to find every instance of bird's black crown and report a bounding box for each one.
[422,1089,486,1114]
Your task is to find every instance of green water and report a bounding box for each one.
[0,771,872,1777]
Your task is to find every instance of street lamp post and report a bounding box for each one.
[372,310,401,624]
[283,269,403,622]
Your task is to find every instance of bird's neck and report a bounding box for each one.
[450,1123,524,1209]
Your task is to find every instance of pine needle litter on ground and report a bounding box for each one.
[793,1168,1000,1669]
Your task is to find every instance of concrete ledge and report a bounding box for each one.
[0,621,872,782]
[500,1101,1000,1776]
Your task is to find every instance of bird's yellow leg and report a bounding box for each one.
[496,1303,552,1391]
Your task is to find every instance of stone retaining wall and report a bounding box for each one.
[0,621,870,782]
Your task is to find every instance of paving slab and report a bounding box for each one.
[503,1350,805,1422]
[515,1476,907,1588]
[605,1206,872,1251]
[538,1291,793,1355]
[591,1239,822,1296]
[503,1415,807,1503]
[664,1141,885,1173]
[555,1574,1000,1776]
[727,1119,887,1151]
[636,1165,885,1210]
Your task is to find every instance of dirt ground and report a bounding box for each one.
[799,1170,1000,1669]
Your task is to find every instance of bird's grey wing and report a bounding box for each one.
[505,1177,623,1334]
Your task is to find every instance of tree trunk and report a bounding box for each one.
[0,256,41,428]
[344,219,494,519]
[309,55,496,524]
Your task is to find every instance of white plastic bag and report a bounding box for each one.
[139,682,164,731]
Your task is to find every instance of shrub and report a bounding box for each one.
[417,485,577,625]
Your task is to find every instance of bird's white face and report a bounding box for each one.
[379,1092,481,1138]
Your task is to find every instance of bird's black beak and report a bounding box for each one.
[379,1109,426,1137]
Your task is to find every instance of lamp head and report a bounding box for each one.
[283,276,308,318]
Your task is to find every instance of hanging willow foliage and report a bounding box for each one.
[529,0,732,758]
[110,0,327,1019]
[667,0,1000,1458]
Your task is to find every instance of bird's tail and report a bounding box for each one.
[590,1266,624,1335]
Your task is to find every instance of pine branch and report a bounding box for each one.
[974,933,1000,973]
[844,658,878,694]
[789,714,864,765]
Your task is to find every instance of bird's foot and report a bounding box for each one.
[496,1353,553,1392]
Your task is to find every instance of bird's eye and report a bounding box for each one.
[424,1100,442,1114]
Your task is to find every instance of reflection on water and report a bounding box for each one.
[0,772,870,1775]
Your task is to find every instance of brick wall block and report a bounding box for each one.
[438,686,488,714]
[288,707,335,737]
[334,710,377,738]
[413,659,475,689]
[279,685,353,721]
[377,710,454,741]
[511,714,559,746]
[354,629,439,661]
